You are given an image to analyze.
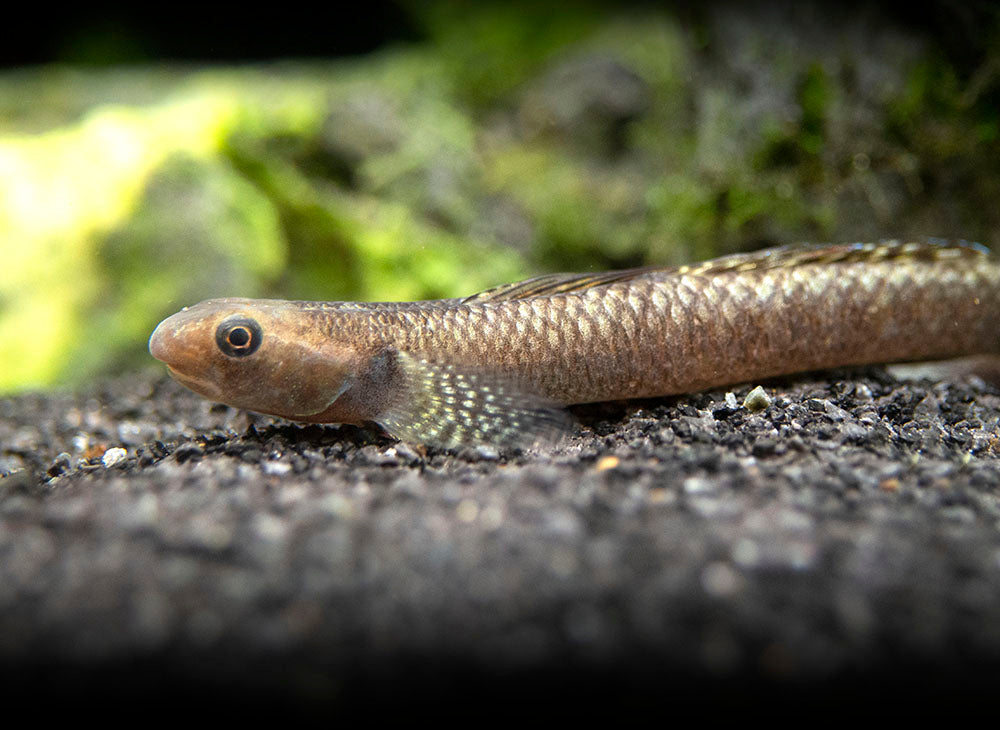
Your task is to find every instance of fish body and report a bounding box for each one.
[149,241,1000,447]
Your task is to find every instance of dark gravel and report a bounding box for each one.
[2,369,1000,712]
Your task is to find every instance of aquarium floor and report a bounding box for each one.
[2,369,999,713]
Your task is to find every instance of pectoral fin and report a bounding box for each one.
[375,352,571,449]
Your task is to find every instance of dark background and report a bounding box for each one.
[3,1,997,74]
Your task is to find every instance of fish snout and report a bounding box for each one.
[148,313,198,371]
[148,320,170,363]
[148,312,225,401]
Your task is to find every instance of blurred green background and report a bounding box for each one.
[2,1,999,393]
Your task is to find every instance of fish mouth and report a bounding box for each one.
[164,364,224,401]
[150,336,216,395]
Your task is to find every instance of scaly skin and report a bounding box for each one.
[149,241,1000,446]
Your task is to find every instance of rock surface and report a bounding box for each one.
[2,369,1000,711]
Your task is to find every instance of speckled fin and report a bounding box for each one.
[464,241,991,303]
[375,352,571,449]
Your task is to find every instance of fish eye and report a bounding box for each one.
[215,316,262,358]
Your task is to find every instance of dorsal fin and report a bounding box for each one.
[671,240,991,276]
[462,267,656,303]
[463,240,991,303]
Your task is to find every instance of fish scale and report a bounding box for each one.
[149,240,1000,448]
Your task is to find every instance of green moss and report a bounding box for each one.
[798,63,829,157]
[643,175,719,264]
[413,0,603,109]
[755,64,830,174]
[483,144,647,270]
[584,13,692,159]
[894,58,962,126]
[977,118,998,144]
[80,155,288,380]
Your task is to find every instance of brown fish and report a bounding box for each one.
[149,241,1000,448]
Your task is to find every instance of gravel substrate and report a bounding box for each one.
[2,369,1000,711]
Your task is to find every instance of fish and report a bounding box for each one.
[149,240,1000,448]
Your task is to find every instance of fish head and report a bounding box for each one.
[149,298,356,420]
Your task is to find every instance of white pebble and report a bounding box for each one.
[101,447,128,468]
[262,460,292,476]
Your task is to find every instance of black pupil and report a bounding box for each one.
[228,327,251,348]
[215,316,262,358]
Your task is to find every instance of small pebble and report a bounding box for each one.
[262,460,292,476]
[595,455,620,472]
[456,499,479,523]
[101,447,128,468]
[712,405,738,420]
[391,441,422,465]
[743,386,772,412]
[174,442,205,463]
[47,452,72,477]
[683,476,716,494]
[473,445,500,461]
